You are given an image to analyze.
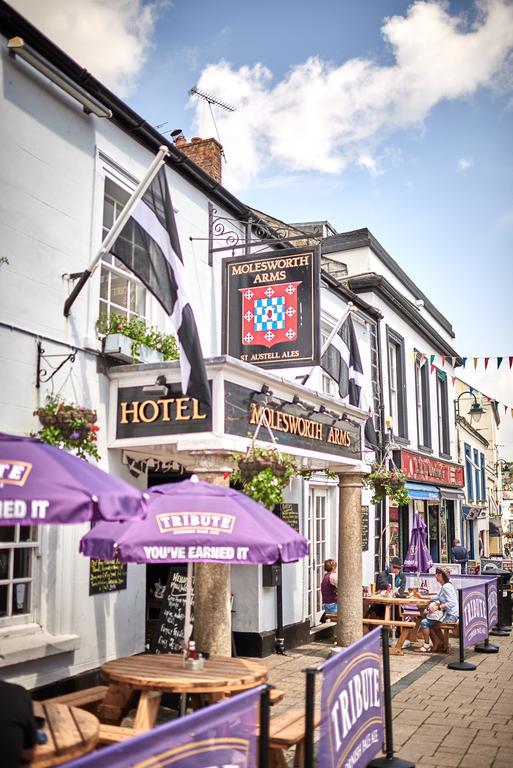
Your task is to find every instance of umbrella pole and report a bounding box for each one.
[184,563,193,644]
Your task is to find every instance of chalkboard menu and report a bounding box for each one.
[361,506,369,552]
[151,566,192,654]
[276,503,300,533]
[89,557,127,595]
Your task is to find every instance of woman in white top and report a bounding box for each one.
[417,567,459,653]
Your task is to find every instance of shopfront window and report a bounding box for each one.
[0,526,39,625]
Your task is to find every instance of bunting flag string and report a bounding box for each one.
[413,350,513,419]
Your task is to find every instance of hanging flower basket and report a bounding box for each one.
[231,447,301,510]
[364,464,409,506]
[34,394,100,461]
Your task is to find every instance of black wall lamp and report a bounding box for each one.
[454,390,486,423]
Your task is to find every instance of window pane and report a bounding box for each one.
[0,527,15,543]
[103,196,115,229]
[19,527,37,543]
[12,582,30,614]
[99,267,109,301]
[14,549,32,579]
[0,550,9,580]
[0,586,7,616]
[110,272,129,309]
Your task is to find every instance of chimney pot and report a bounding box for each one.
[191,137,202,143]
[175,135,186,146]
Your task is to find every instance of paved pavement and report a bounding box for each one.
[259,629,513,767]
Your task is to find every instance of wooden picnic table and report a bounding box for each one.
[32,701,99,767]
[363,594,431,655]
[98,654,268,734]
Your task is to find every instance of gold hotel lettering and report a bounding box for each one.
[120,397,207,425]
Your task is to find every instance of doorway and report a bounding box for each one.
[307,487,329,625]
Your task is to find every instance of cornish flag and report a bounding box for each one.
[109,167,210,405]
[321,315,378,447]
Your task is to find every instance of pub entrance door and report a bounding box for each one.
[307,487,329,625]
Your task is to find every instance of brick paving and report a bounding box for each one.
[258,629,513,767]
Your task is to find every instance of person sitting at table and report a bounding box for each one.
[319,558,338,622]
[417,566,459,653]
[376,557,406,596]
[0,679,37,767]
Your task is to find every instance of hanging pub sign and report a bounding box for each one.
[116,382,212,440]
[225,381,361,460]
[222,247,320,369]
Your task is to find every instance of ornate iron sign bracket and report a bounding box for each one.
[36,338,76,389]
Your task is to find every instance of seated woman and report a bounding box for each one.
[417,567,459,653]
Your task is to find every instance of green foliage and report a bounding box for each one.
[364,464,410,506]
[232,447,307,510]
[34,394,100,461]
[98,313,179,362]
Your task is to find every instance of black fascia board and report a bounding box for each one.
[322,228,454,338]
[0,0,283,244]
[321,270,382,321]
[346,273,462,362]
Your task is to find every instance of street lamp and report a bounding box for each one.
[454,390,486,423]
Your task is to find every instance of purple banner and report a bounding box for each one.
[64,687,261,768]
[461,582,488,649]
[319,627,384,768]
[487,578,499,629]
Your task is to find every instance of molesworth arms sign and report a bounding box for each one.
[222,247,320,368]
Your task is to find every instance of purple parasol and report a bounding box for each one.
[0,432,148,525]
[80,479,309,565]
[403,511,433,573]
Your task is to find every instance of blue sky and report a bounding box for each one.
[13,0,513,449]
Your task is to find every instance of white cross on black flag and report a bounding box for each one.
[321,314,378,447]
[109,167,211,406]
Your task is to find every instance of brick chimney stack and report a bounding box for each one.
[177,136,223,184]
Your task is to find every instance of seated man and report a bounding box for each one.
[376,557,406,596]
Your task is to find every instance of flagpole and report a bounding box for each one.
[297,302,355,387]
[63,145,171,317]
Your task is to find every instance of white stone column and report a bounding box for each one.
[336,470,366,646]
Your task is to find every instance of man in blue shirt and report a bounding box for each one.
[451,539,468,574]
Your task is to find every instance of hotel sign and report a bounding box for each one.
[116,383,212,440]
[225,382,361,459]
[399,449,464,488]
[222,247,320,369]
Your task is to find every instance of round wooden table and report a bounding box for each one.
[32,701,99,767]
[99,654,268,731]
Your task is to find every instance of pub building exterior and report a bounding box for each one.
[0,1,376,693]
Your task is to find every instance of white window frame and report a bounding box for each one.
[415,363,424,447]
[0,527,40,628]
[388,340,398,428]
[99,181,148,323]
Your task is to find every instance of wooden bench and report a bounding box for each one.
[45,685,108,712]
[439,622,459,653]
[269,707,320,768]
[362,619,415,628]
[98,723,143,745]
[269,688,285,706]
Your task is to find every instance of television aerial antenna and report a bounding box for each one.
[188,85,236,162]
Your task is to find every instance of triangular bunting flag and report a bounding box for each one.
[441,355,446,367]
[484,357,490,370]
[462,357,467,368]
[451,356,457,367]
[473,357,478,369]
[509,356,513,369]
[451,376,456,385]
[505,405,508,415]
[469,387,474,396]
[430,364,436,375]
[430,355,435,365]
[441,371,446,382]
[420,354,426,365]
[497,357,503,369]
[413,350,418,364]
[511,408,513,418]
[494,400,499,410]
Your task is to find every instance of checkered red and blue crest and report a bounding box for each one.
[239,282,302,348]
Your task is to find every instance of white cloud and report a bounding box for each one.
[458,157,475,170]
[191,0,513,189]
[11,0,162,96]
